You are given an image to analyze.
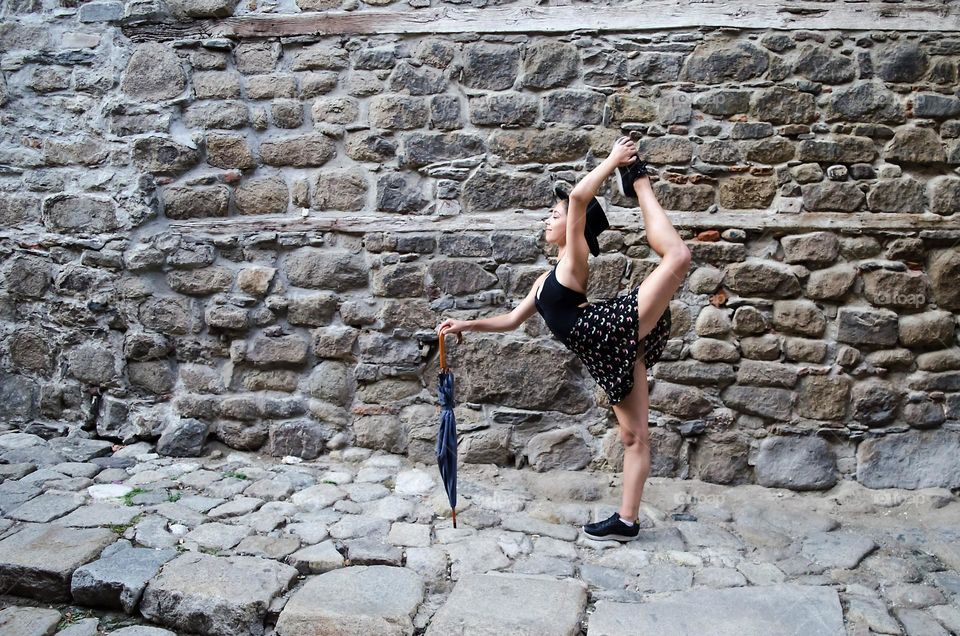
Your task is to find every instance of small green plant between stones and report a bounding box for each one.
[122,487,148,506]
[224,471,248,480]
[57,607,97,629]
[107,513,143,536]
[168,490,183,502]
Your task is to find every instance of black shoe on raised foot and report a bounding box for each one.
[616,155,651,200]
[582,511,640,542]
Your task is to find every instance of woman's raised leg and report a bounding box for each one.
[631,176,690,341]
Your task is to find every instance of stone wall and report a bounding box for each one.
[1,0,959,492]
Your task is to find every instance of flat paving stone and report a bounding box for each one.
[276,565,424,636]
[287,539,345,574]
[291,483,346,510]
[19,468,68,484]
[365,494,416,521]
[394,469,436,495]
[845,592,902,633]
[208,496,263,519]
[635,563,694,593]
[736,560,787,585]
[0,606,62,635]
[894,607,951,635]
[233,534,300,559]
[444,537,512,580]
[501,513,578,541]
[7,492,84,522]
[184,521,250,550]
[800,530,877,569]
[0,523,116,601]
[426,572,587,636]
[343,537,404,566]
[328,514,390,539]
[243,477,293,501]
[109,627,178,636]
[343,481,390,503]
[55,503,141,528]
[675,520,745,549]
[928,604,960,633]
[56,617,100,636]
[87,484,134,500]
[0,481,42,514]
[0,463,35,480]
[587,582,845,635]
[388,521,432,547]
[140,552,298,635]
[133,516,179,549]
[404,547,447,583]
[72,544,177,613]
[510,553,575,576]
[47,436,114,462]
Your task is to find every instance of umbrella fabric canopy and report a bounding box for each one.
[436,330,462,528]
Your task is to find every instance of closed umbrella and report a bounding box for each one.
[436,330,463,528]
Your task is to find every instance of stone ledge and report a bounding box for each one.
[160,210,960,237]
[122,1,960,43]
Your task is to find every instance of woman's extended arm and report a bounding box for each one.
[463,313,515,333]
[436,271,548,337]
[434,312,513,338]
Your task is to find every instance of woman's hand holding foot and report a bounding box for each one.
[608,136,638,168]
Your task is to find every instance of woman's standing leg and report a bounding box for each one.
[611,353,651,523]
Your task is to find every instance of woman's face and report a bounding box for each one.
[543,200,567,245]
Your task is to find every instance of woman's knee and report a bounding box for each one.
[619,424,650,448]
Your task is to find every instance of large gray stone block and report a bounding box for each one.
[0,523,116,601]
[426,572,586,636]
[276,565,424,636]
[587,583,844,635]
[71,545,177,613]
[139,552,298,635]
[857,429,960,489]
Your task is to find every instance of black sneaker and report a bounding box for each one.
[615,156,651,200]
[582,511,640,542]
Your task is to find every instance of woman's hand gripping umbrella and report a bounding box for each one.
[436,326,463,528]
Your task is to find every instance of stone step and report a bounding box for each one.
[586,583,845,636]
[0,522,116,602]
[425,572,587,635]
[275,564,424,636]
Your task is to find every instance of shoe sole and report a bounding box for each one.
[616,167,635,199]
[582,529,638,542]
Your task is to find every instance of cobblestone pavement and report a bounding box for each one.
[1,431,959,635]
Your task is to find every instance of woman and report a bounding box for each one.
[436,136,692,542]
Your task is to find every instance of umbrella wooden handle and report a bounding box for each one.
[438,329,463,371]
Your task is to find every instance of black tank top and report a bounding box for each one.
[535,264,588,345]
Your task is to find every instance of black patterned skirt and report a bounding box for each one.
[565,293,672,405]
